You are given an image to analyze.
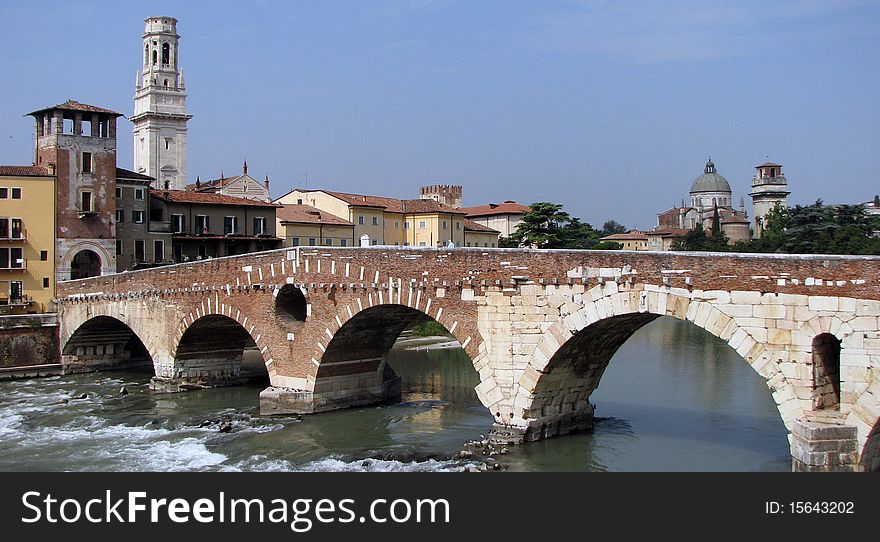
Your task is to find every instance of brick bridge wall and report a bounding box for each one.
[57,247,880,471]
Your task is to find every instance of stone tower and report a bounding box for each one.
[749,161,790,239]
[420,184,463,209]
[28,100,121,281]
[132,16,191,191]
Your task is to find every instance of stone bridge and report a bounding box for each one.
[56,247,880,471]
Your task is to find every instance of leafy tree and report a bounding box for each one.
[509,202,571,248]
[601,220,627,236]
[593,241,623,250]
[560,217,602,249]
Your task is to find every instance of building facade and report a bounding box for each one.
[149,190,281,262]
[275,189,477,247]
[461,200,531,238]
[600,230,649,250]
[29,100,121,281]
[132,16,191,191]
[276,204,355,247]
[186,162,271,202]
[0,167,55,313]
[115,168,172,270]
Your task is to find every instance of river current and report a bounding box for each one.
[0,317,791,471]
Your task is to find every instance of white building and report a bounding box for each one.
[132,16,192,191]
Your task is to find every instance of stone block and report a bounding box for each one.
[808,296,840,312]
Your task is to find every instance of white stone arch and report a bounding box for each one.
[60,240,115,280]
[514,285,800,435]
[59,300,164,374]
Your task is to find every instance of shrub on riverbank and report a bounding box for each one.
[410,321,450,337]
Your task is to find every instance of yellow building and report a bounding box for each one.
[276,204,355,247]
[600,230,649,251]
[275,189,487,247]
[463,219,501,247]
[0,166,56,313]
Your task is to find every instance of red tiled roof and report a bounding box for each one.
[151,189,279,208]
[601,230,648,241]
[277,204,353,226]
[307,190,467,215]
[0,165,51,177]
[463,219,499,233]
[28,100,122,117]
[756,161,783,168]
[461,201,531,218]
[647,228,690,237]
[116,167,154,181]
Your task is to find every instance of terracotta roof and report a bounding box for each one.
[186,174,260,192]
[0,165,51,177]
[658,206,692,216]
[461,201,531,218]
[116,167,154,181]
[301,189,467,215]
[151,189,279,208]
[463,219,500,233]
[647,228,690,237]
[277,204,353,226]
[600,230,648,241]
[28,100,122,117]
[756,161,783,168]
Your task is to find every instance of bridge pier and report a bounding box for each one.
[150,349,245,392]
[261,359,401,414]
[489,404,596,445]
[790,419,861,472]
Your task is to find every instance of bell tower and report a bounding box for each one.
[132,16,192,190]
[749,160,790,239]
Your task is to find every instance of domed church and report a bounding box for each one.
[657,159,751,245]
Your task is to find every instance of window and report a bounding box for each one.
[154,240,164,262]
[0,188,6,199]
[0,248,7,268]
[10,281,22,302]
[308,238,316,246]
[99,119,109,138]
[0,218,7,238]
[43,277,50,289]
[80,191,92,212]
[162,43,170,65]
[8,248,23,268]
[404,221,409,229]
[198,244,207,259]
[164,138,171,150]
[12,188,21,200]
[224,216,237,235]
[115,187,122,198]
[296,199,303,205]
[226,243,237,256]
[253,217,266,235]
[291,237,300,246]
[419,242,426,247]
[8,219,22,240]
[456,222,461,230]
[371,240,378,246]
[372,216,379,225]
[134,240,145,263]
[419,220,426,229]
[324,239,332,246]
[80,119,91,137]
[134,188,144,200]
[340,238,347,247]
[132,210,144,224]
[40,250,47,261]
[171,214,185,233]
[196,215,209,234]
[358,216,365,225]
[116,240,123,256]
[115,210,124,223]
[442,220,448,230]
[82,152,92,173]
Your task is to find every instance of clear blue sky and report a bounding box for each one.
[1,1,878,229]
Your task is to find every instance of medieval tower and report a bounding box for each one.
[749,161,790,239]
[132,16,191,191]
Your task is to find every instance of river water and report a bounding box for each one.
[0,317,791,472]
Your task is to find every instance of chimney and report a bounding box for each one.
[195,175,201,189]
[243,160,248,176]
[264,175,270,190]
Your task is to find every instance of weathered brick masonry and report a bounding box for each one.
[57,247,880,471]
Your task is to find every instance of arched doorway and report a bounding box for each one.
[70,250,101,280]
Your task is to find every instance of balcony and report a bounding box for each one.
[0,230,26,242]
[0,259,26,271]
[0,296,34,314]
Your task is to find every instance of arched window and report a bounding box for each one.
[144,44,149,65]
[152,49,157,65]
[812,333,841,410]
[770,168,776,177]
[164,79,168,87]
[162,43,170,65]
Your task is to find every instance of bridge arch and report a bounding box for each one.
[61,315,153,374]
[510,286,794,442]
[307,295,493,414]
[157,312,268,391]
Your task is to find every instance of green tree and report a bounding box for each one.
[601,220,627,236]
[509,202,571,248]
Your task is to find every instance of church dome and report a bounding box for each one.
[690,159,731,194]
